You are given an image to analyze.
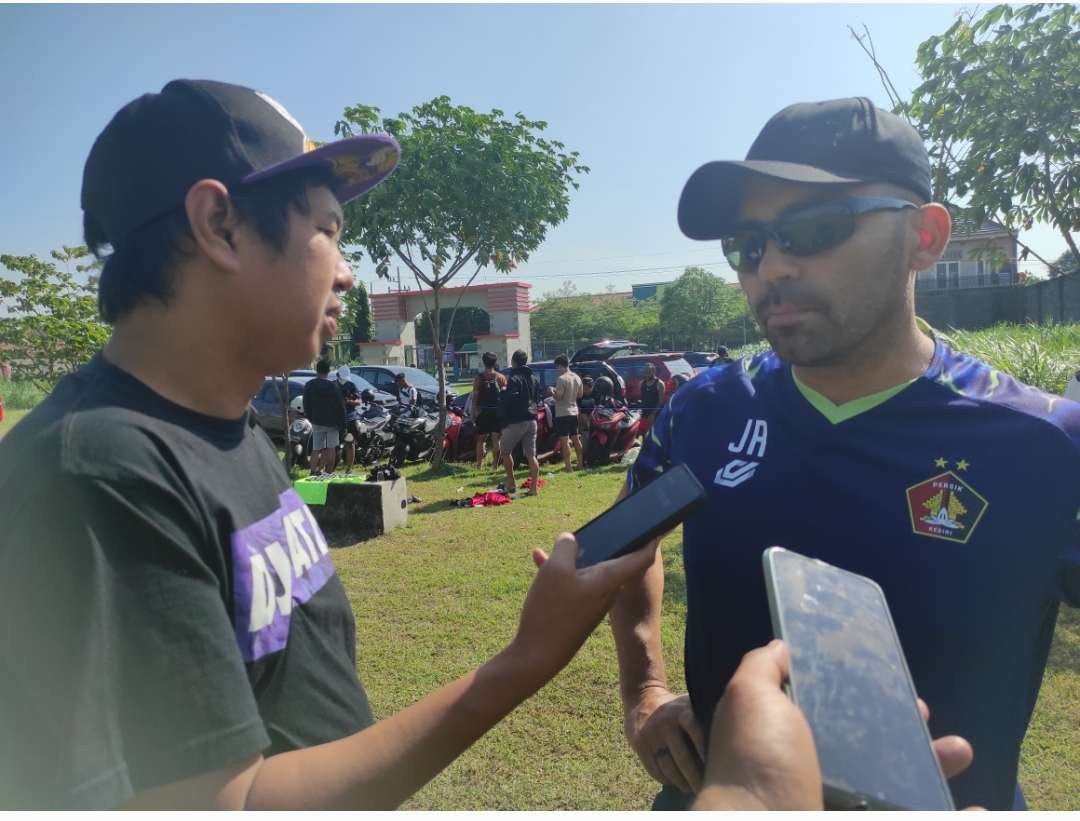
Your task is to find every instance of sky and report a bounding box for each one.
[0,2,1067,299]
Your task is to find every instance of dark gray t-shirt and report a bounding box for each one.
[0,354,374,809]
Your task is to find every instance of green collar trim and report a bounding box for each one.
[793,372,918,424]
[791,318,937,424]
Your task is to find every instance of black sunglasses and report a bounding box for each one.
[721,196,917,274]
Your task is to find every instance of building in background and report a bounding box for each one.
[916,219,1019,292]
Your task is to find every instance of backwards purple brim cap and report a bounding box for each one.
[82,79,401,247]
[242,133,401,205]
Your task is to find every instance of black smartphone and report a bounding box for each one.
[574,463,706,569]
[762,547,954,811]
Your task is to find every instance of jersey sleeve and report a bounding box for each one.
[627,403,674,493]
[0,474,269,809]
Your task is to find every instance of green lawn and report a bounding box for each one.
[336,462,1079,810]
[0,408,28,440]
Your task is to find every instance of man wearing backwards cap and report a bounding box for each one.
[0,79,674,810]
[610,97,1080,811]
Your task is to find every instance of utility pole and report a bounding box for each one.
[396,266,402,293]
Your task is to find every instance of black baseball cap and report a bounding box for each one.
[677,97,931,241]
[82,79,400,247]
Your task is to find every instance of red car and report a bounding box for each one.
[603,354,695,406]
[569,340,695,407]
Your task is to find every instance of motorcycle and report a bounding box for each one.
[388,405,441,466]
[583,400,643,466]
[442,405,478,463]
[287,402,397,470]
[348,403,397,466]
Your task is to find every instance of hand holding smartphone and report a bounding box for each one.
[574,463,706,569]
[763,547,954,810]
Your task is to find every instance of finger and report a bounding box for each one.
[676,709,707,766]
[663,729,704,795]
[532,548,548,569]
[654,748,692,795]
[548,532,578,570]
[932,735,974,780]
[729,639,790,692]
[917,697,930,722]
[588,537,661,586]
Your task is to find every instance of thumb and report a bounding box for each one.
[548,532,580,570]
[532,547,548,568]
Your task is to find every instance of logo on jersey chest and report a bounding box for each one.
[905,458,988,544]
[715,418,767,488]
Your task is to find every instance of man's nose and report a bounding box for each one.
[334,257,354,294]
[755,239,801,285]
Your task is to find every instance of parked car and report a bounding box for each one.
[501,359,626,402]
[289,370,398,408]
[570,339,647,363]
[680,351,720,371]
[604,354,695,405]
[349,365,457,409]
[251,373,396,442]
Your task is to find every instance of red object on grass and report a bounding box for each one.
[521,477,547,490]
[469,491,512,507]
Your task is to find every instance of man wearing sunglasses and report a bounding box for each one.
[609,97,1080,811]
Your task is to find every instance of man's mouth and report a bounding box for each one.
[323,307,341,337]
[761,303,817,329]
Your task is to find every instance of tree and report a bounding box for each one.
[339,278,374,352]
[659,267,745,349]
[855,5,1080,271]
[334,97,588,466]
[1049,249,1079,277]
[414,306,490,348]
[530,282,593,349]
[0,246,110,391]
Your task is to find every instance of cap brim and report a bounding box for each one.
[241,133,401,204]
[677,160,864,241]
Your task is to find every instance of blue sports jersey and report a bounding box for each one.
[629,339,1080,811]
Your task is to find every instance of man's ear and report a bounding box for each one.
[910,203,951,271]
[184,179,243,272]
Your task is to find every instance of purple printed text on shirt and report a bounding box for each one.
[230,488,334,662]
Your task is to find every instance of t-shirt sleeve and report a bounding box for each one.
[627,402,674,493]
[0,475,269,809]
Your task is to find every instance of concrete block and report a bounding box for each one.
[294,477,408,546]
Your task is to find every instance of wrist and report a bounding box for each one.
[491,641,557,699]
[692,784,769,812]
[621,680,671,714]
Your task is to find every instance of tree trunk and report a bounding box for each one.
[429,287,448,470]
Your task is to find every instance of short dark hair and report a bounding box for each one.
[482,352,497,368]
[316,358,331,375]
[717,345,729,357]
[86,164,336,324]
[554,354,569,368]
[511,349,528,367]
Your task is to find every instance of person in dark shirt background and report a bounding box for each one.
[302,358,345,477]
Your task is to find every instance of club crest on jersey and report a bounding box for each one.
[906,459,988,544]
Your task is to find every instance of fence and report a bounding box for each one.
[915,271,1080,330]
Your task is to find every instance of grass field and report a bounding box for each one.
[0,408,28,440]
[333,461,689,810]
[337,460,1079,810]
